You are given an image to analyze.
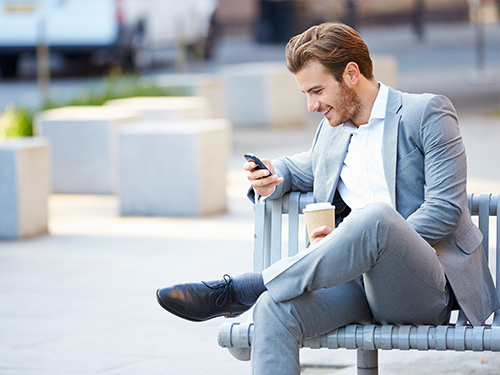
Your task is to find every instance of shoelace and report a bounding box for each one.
[202,274,233,308]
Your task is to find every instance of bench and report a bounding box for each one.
[34,106,141,194]
[104,96,213,120]
[218,191,500,373]
[155,73,227,118]
[117,119,231,216]
[221,62,307,128]
[0,137,50,239]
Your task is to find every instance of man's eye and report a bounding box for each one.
[314,89,322,95]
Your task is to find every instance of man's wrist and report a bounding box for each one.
[254,188,274,203]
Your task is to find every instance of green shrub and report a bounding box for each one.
[1,71,179,140]
[42,71,178,110]
[0,105,33,140]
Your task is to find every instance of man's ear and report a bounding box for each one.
[343,62,360,85]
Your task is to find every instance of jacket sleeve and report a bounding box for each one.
[246,120,326,203]
[246,149,314,203]
[405,95,466,245]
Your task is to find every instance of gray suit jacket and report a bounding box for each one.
[260,87,499,326]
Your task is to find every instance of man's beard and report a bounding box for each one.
[328,80,362,127]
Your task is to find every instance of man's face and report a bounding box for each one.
[294,60,361,127]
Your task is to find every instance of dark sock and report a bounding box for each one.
[231,272,266,305]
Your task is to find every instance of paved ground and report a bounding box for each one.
[1,21,500,375]
[1,114,499,375]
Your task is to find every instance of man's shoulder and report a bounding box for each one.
[389,87,451,112]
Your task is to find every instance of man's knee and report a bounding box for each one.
[355,202,401,227]
[363,201,395,216]
[253,292,300,330]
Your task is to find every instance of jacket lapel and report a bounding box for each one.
[383,88,402,209]
[325,129,352,203]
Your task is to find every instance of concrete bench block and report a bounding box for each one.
[156,73,227,118]
[372,55,398,88]
[0,137,50,239]
[221,62,307,128]
[105,96,213,120]
[118,119,231,216]
[34,106,141,194]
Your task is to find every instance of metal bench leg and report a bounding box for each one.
[357,349,378,375]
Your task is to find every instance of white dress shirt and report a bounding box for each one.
[257,83,391,209]
[337,82,392,210]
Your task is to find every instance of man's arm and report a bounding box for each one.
[244,120,327,203]
[406,95,466,245]
[244,157,283,203]
[244,151,313,203]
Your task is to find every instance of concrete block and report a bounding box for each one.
[156,73,227,118]
[105,96,212,120]
[118,119,231,216]
[372,55,398,88]
[34,106,141,194]
[0,137,50,239]
[221,62,307,128]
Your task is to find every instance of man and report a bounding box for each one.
[156,22,499,374]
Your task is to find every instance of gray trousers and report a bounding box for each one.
[252,203,453,375]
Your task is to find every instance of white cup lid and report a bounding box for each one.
[303,202,335,212]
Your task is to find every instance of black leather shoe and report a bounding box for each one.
[156,275,252,322]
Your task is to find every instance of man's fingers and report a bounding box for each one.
[243,161,256,171]
[310,225,334,239]
[261,158,276,174]
[251,174,275,187]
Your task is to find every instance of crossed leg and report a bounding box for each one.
[252,278,372,374]
[252,202,452,375]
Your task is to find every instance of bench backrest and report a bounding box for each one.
[253,192,500,325]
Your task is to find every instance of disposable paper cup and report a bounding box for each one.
[303,202,335,243]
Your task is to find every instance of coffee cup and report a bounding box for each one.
[303,202,335,243]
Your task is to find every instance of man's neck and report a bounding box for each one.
[352,79,380,126]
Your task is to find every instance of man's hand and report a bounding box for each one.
[309,225,334,244]
[243,158,284,197]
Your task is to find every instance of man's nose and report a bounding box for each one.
[307,97,320,113]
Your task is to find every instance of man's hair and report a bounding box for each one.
[285,22,373,82]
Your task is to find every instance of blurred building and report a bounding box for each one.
[215,0,475,42]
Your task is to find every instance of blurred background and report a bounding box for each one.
[0,1,500,374]
[0,0,499,112]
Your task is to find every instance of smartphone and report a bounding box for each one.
[244,153,274,176]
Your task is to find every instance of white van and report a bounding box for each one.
[0,0,218,77]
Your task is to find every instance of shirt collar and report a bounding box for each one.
[370,82,388,121]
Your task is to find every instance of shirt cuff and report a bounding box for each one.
[254,187,274,204]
